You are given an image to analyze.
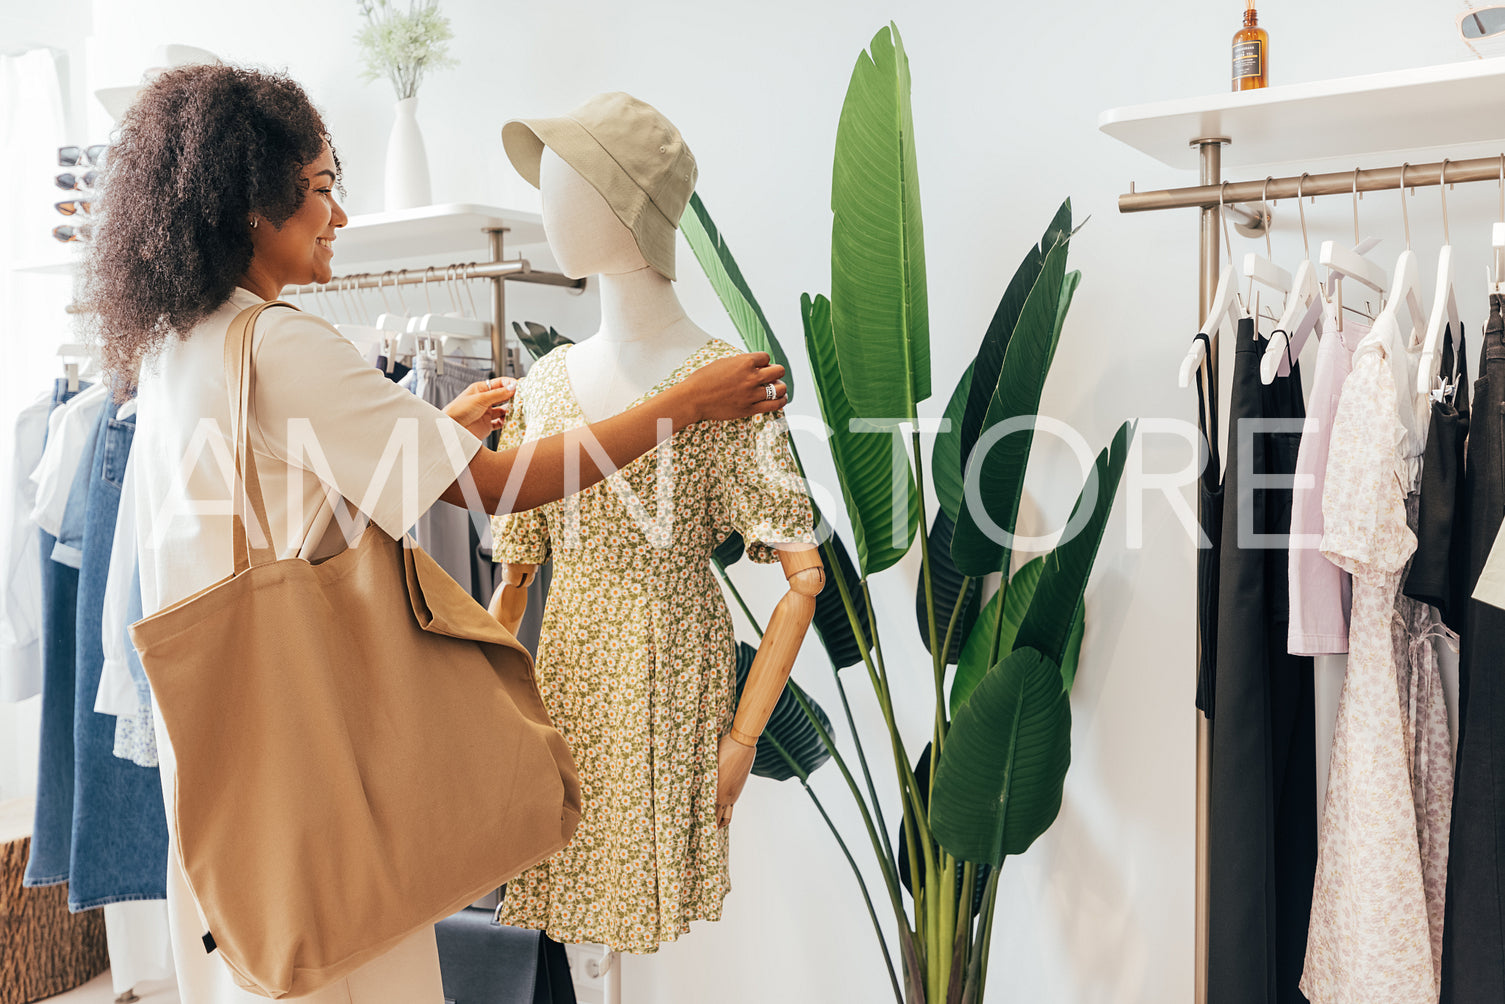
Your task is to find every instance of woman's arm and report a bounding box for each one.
[438,351,787,514]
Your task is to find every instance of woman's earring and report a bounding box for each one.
[249,216,258,229]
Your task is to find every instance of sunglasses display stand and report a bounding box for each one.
[1102,54,1505,1004]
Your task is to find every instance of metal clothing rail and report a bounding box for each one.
[1117,139,1505,1004]
[283,227,586,378]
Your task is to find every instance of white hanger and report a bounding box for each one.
[1418,159,1463,396]
[1320,167,1389,308]
[1243,177,1292,310]
[1179,182,1249,389]
[409,266,491,375]
[58,343,97,393]
[332,277,385,357]
[1262,174,1322,383]
[1360,163,1426,358]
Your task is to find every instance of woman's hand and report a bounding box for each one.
[676,352,788,423]
[444,377,516,440]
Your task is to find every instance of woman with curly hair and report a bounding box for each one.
[81,62,787,1002]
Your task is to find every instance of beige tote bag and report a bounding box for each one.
[130,301,580,998]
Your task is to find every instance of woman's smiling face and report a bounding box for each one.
[248,142,347,288]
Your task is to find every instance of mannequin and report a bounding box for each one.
[491,146,823,828]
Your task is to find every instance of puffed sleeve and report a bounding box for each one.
[713,409,817,563]
[248,306,483,540]
[489,372,552,566]
[1320,353,1416,576]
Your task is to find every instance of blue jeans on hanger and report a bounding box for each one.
[68,401,167,910]
[25,379,89,889]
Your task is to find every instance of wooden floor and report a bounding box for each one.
[37,974,179,1003]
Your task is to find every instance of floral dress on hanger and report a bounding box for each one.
[1300,321,1455,1003]
[490,338,816,953]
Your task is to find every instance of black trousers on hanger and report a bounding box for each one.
[1207,322,1316,1004]
[1441,299,1505,1003]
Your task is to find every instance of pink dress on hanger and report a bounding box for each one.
[1287,310,1364,656]
[1300,321,1454,1003]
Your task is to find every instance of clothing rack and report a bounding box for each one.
[1117,140,1505,1004]
[283,227,586,378]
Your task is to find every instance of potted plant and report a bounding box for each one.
[354,0,457,210]
[696,22,1136,1003]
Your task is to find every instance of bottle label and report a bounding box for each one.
[1233,40,1263,81]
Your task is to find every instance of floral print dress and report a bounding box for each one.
[1300,341,1455,1003]
[490,338,816,953]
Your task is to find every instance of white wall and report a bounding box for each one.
[3,1,1495,1001]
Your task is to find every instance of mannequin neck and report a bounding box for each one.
[595,265,689,344]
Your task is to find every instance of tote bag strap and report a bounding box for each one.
[224,299,298,574]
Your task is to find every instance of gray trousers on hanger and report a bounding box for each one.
[1207,320,1316,1004]
[402,355,550,653]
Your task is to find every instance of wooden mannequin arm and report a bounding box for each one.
[488,562,539,637]
[728,544,824,743]
[716,542,823,827]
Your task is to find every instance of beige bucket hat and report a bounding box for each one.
[502,92,697,281]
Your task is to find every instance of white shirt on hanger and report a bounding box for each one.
[0,390,53,702]
[96,444,140,718]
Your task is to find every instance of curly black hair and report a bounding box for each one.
[80,63,343,397]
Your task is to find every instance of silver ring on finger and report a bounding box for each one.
[765,383,777,401]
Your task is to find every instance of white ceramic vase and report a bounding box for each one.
[384,95,432,211]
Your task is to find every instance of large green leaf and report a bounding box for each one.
[896,742,991,915]
[1015,421,1135,690]
[733,641,833,780]
[930,647,1071,865]
[830,22,930,421]
[950,238,1082,578]
[932,362,973,525]
[950,557,1083,715]
[959,201,1071,469]
[811,518,872,670]
[803,292,919,577]
[511,321,572,362]
[915,508,979,665]
[680,193,796,401]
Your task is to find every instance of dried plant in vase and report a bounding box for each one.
[354,0,458,209]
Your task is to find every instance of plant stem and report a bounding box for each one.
[788,685,904,905]
[764,731,904,1004]
[911,429,946,762]
[939,853,958,996]
[831,665,895,864]
[963,867,1002,1004]
[826,547,925,902]
[714,561,765,641]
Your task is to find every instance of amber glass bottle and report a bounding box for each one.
[1232,1,1269,91]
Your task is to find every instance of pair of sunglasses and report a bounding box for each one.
[1460,6,1505,54]
[53,224,91,243]
[58,144,107,168]
[56,199,94,216]
[56,171,99,192]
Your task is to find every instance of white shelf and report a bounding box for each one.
[11,250,84,275]
[6,203,547,277]
[1099,57,1505,170]
[331,202,546,268]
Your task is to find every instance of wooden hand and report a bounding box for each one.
[716,732,758,828]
